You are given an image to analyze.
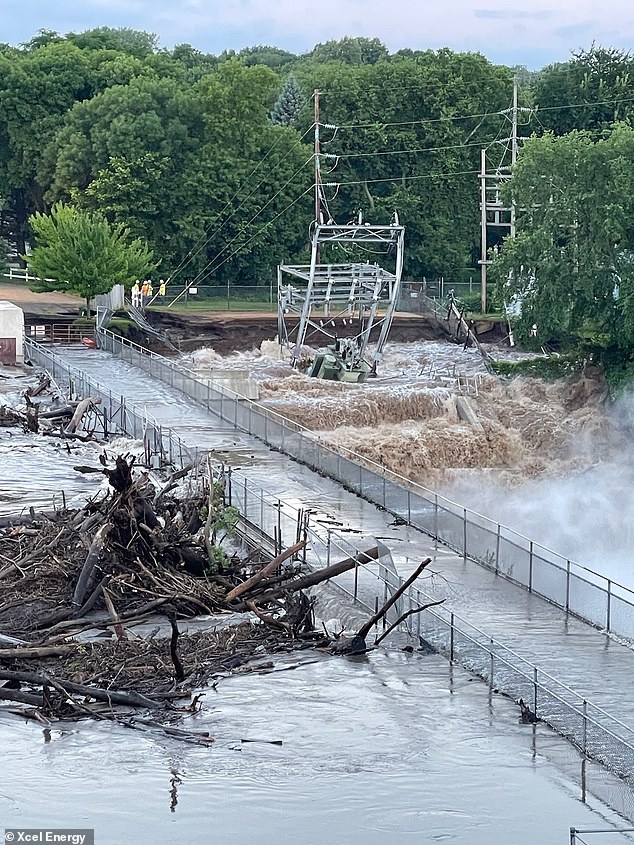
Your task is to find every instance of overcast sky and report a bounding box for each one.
[2,0,631,69]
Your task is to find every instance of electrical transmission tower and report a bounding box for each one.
[277,90,405,379]
[479,78,533,312]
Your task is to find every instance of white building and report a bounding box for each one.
[0,300,24,365]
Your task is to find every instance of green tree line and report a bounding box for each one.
[2,29,634,369]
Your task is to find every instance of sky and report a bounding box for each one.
[1,0,632,70]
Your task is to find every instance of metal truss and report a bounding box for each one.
[277,221,405,370]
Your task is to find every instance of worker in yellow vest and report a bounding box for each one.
[131,280,140,307]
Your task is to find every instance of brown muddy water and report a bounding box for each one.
[185,338,634,588]
[3,342,634,842]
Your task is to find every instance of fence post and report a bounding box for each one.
[529,541,533,592]
[407,489,411,524]
[354,559,359,601]
[434,494,438,548]
[582,700,588,755]
[463,508,467,562]
[495,523,500,574]
[450,613,455,662]
[533,666,538,716]
[489,638,494,687]
[566,560,571,612]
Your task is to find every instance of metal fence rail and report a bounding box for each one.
[95,327,634,642]
[24,337,634,791]
[24,338,199,471]
[225,467,634,790]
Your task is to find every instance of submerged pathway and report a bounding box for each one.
[54,345,634,734]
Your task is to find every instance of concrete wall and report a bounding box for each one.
[0,300,24,364]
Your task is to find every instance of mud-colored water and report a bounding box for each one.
[188,339,633,582]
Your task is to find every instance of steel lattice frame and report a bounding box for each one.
[277,222,405,369]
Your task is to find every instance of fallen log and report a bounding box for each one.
[374,599,445,646]
[65,396,102,434]
[0,688,44,707]
[0,669,163,710]
[225,539,306,603]
[240,546,380,607]
[72,523,111,612]
[0,645,76,659]
[356,557,432,642]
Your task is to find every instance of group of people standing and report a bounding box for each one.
[131,278,167,308]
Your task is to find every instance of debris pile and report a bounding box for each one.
[0,454,429,741]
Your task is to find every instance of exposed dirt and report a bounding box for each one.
[0,283,83,315]
[146,310,459,356]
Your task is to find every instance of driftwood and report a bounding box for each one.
[225,539,306,603]
[64,396,102,434]
[374,599,445,646]
[72,523,111,611]
[0,669,163,710]
[239,546,380,608]
[356,557,432,641]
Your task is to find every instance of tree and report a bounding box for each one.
[27,203,155,313]
[490,125,634,361]
[308,37,389,65]
[270,75,304,125]
[66,27,158,58]
[532,46,634,135]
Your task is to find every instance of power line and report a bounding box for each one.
[169,156,314,303]
[322,167,480,188]
[168,124,314,283]
[326,94,634,132]
[180,186,314,288]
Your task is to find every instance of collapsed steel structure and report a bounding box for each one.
[277,218,405,373]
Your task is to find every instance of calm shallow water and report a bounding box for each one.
[1,649,630,844]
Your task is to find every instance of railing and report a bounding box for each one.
[24,338,199,471]
[225,467,634,791]
[24,336,634,794]
[95,327,634,643]
[25,323,94,345]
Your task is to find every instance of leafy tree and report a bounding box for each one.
[234,45,297,69]
[490,125,634,360]
[270,75,304,125]
[308,37,389,65]
[66,27,158,58]
[532,46,634,135]
[294,49,514,279]
[20,29,63,51]
[27,203,155,313]
[0,236,9,276]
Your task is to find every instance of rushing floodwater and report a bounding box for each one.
[3,347,634,842]
[2,648,631,844]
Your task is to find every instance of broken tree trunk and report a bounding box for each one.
[72,523,111,612]
[241,546,380,607]
[64,396,102,434]
[225,540,306,603]
[0,669,163,710]
[356,557,432,642]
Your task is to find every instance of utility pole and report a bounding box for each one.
[314,89,321,263]
[479,77,532,313]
